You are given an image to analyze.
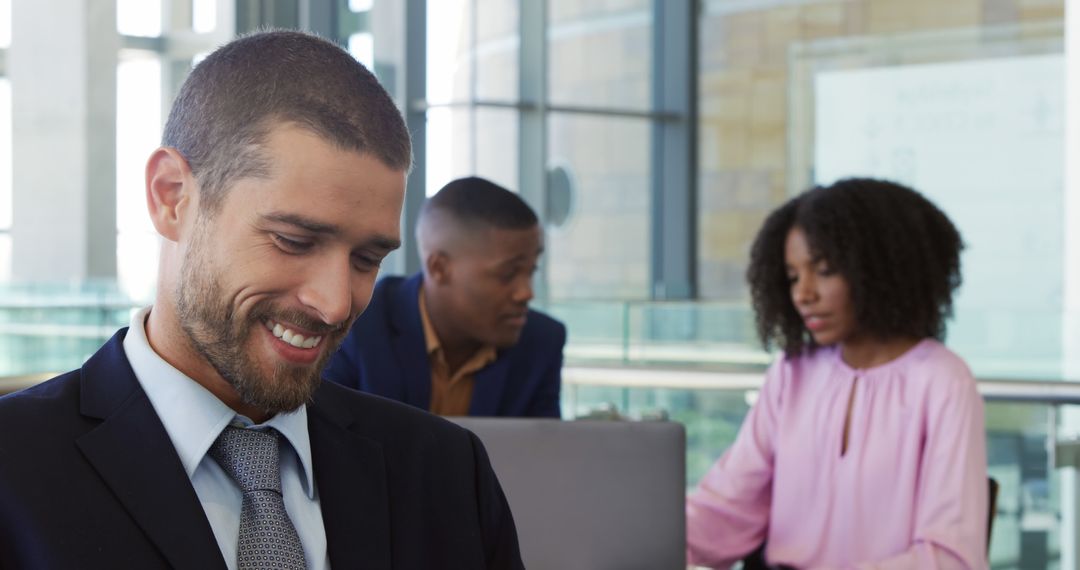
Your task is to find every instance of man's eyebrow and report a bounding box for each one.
[370,236,402,252]
[262,212,341,235]
[496,251,541,266]
[261,211,401,251]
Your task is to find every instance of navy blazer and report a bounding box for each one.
[324,273,566,417]
[0,329,523,569]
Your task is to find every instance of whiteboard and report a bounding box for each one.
[814,55,1064,375]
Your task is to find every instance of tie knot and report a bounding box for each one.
[209,426,283,494]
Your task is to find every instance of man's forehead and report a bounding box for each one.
[457,225,543,257]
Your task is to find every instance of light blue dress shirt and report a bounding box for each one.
[123,307,331,570]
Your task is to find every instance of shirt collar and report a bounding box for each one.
[123,307,317,498]
[418,287,441,356]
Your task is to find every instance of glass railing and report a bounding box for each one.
[543,299,1080,382]
[1,285,1076,383]
[542,299,770,369]
[0,281,139,377]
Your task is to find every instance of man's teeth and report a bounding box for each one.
[265,320,323,349]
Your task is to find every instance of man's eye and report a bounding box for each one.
[353,254,382,271]
[273,234,313,253]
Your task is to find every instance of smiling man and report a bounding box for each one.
[325,177,566,417]
[0,31,522,569]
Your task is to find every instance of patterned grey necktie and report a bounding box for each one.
[209,426,307,570]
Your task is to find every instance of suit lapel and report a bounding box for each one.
[468,353,511,416]
[76,331,226,570]
[308,384,392,569]
[387,273,433,410]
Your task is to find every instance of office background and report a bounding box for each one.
[1,0,1079,568]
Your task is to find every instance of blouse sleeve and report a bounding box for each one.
[850,360,989,570]
[686,358,786,568]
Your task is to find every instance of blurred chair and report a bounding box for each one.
[739,542,768,570]
[987,476,999,553]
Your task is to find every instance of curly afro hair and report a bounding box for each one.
[746,177,964,356]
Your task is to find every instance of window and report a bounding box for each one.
[0,0,10,281]
[117,0,162,37]
[0,78,11,282]
[0,0,10,49]
[116,51,163,302]
[425,0,519,196]
[424,0,667,300]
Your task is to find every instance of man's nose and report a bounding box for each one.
[298,258,353,326]
[512,277,534,304]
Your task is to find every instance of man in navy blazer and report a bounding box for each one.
[325,177,566,418]
[0,31,521,569]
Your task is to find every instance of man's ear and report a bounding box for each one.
[145,147,197,242]
[426,251,452,285]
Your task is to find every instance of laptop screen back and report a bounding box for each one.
[450,418,686,570]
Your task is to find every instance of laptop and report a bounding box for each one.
[450,418,686,570]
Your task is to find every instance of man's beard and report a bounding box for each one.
[175,222,345,417]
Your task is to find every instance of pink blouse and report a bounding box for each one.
[687,339,988,569]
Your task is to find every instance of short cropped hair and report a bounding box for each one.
[747,177,964,356]
[420,177,538,230]
[162,30,411,212]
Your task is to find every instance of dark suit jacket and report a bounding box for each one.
[324,273,566,418]
[0,329,523,569]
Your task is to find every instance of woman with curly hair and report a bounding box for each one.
[687,178,988,569]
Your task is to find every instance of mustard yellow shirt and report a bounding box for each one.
[419,288,497,416]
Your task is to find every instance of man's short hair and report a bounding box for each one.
[420,177,538,231]
[162,30,412,212]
